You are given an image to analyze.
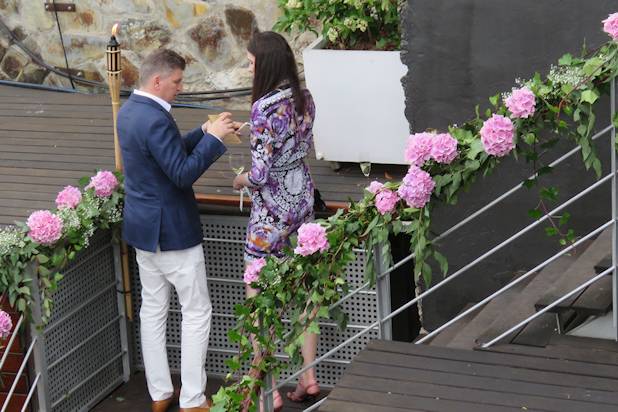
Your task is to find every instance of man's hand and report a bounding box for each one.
[206,112,235,139]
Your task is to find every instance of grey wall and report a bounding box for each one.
[401,0,618,330]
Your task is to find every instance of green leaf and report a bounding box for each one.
[523,133,537,145]
[523,178,537,189]
[545,227,559,237]
[489,94,499,107]
[433,251,448,276]
[583,57,603,76]
[580,90,599,105]
[528,209,542,220]
[467,139,484,160]
[558,53,573,66]
[559,212,571,227]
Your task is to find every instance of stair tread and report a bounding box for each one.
[427,302,479,347]
[533,229,611,308]
[446,275,534,349]
[536,259,613,316]
[510,312,557,347]
[476,251,579,346]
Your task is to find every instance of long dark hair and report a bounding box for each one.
[248,31,305,115]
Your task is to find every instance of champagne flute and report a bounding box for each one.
[229,153,250,211]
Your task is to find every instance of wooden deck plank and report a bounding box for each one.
[322,339,618,411]
[483,341,618,366]
[348,360,618,405]
[337,373,614,412]
[355,348,618,392]
[325,386,531,412]
[368,340,618,377]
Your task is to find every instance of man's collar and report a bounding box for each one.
[133,89,171,112]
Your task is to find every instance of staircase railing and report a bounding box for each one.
[264,78,617,412]
[0,314,41,412]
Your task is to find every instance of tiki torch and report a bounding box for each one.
[106,24,133,320]
[106,23,122,170]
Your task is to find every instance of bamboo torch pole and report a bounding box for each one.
[107,24,133,320]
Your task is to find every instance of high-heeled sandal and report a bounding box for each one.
[286,379,321,403]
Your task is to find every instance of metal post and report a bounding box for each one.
[28,263,51,412]
[609,78,618,341]
[113,243,132,381]
[373,244,392,340]
[262,372,274,412]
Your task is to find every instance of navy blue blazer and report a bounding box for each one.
[118,93,226,252]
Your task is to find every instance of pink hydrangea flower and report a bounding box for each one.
[430,133,458,164]
[243,258,266,285]
[397,166,435,208]
[0,310,12,339]
[375,189,400,215]
[603,13,618,41]
[294,223,329,256]
[367,181,384,194]
[404,132,434,166]
[27,210,63,246]
[480,114,515,157]
[505,87,536,119]
[55,186,82,209]
[87,170,118,197]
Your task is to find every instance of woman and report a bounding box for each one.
[232,31,320,409]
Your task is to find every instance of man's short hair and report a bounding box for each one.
[139,49,186,85]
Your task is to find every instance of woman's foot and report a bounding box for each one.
[286,379,320,403]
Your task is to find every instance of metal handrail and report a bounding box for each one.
[416,219,614,344]
[1,336,37,412]
[481,266,614,348]
[0,314,23,370]
[21,373,41,412]
[327,124,613,311]
[267,169,614,396]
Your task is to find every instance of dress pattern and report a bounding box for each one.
[245,88,316,261]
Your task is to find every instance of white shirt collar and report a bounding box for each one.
[133,89,172,112]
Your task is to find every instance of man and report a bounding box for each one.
[118,49,234,412]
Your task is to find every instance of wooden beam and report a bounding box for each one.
[195,193,350,212]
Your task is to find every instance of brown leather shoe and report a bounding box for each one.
[179,399,212,412]
[151,397,174,412]
[152,388,180,412]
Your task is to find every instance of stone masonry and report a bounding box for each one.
[0,0,315,98]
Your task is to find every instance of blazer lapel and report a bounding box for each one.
[129,93,176,124]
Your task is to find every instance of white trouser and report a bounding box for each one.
[136,244,211,408]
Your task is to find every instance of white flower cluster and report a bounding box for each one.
[106,207,123,224]
[344,0,364,9]
[547,65,586,88]
[343,16,369,32]
[327,27,339,42]
[286,0,302,9]
[0,227,25,255]
[57,208,80,234]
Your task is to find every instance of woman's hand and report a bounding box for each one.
[233,172,249,190]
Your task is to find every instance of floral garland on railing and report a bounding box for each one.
[211,13,618,411]
[0,171,123,324]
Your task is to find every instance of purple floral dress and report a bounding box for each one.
[245,88,316,261]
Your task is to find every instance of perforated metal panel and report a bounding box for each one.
[41,230,127,412]
[130,215,378,387]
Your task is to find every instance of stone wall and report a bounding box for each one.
[0,0,314,95]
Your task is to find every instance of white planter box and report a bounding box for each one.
[303,37,409,165]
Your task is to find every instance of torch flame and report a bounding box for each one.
[111,23,119,37]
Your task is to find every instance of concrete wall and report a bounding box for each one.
[401,0,618,330]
